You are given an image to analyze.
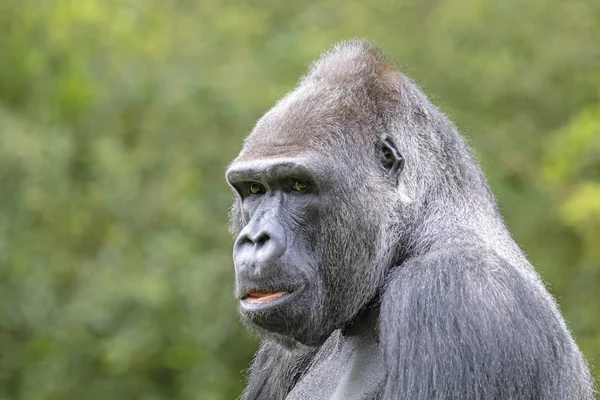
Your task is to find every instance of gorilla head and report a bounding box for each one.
[226,43,409,346]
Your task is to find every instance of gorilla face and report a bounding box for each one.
[226,87,404,346]
[227,157,329,345]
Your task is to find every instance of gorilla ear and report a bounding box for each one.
[380,137,404,184]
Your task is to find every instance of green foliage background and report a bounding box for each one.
[0,0,598,398]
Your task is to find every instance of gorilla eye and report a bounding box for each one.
[248,182,266,195]
[292,181,309,192]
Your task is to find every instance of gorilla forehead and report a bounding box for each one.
[237,40,401,162]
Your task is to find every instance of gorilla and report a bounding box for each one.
[226,40,595,399]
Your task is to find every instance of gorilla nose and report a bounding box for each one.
[233,222,287,273]
[243,230,271,247]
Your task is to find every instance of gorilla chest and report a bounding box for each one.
[286,331,385,400]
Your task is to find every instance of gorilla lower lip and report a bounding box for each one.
[244,291,287,304]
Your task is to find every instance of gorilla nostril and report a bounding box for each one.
[256,234,270,247]
[238,236,253,246]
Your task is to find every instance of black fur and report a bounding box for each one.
[226,40,595,399]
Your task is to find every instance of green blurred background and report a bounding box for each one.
[0,0,599,398]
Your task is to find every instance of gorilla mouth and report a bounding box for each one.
[243,291,287,304]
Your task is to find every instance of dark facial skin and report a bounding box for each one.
[226,158,324,344]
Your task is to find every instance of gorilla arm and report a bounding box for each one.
[380,246,594,400]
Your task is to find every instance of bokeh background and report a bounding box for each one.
[0,0,599,398]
